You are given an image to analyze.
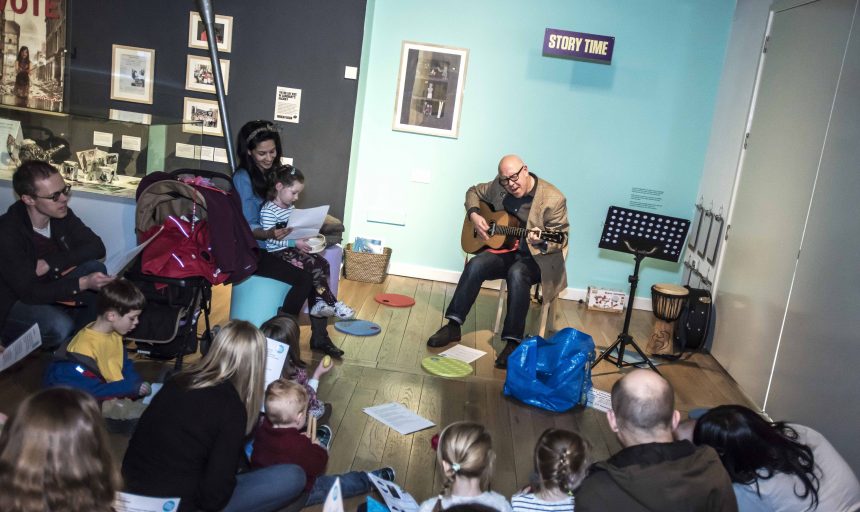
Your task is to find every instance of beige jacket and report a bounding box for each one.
[465,173,569,300]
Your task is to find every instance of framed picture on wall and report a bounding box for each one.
[182,97,222,136]
[110,45,155,105]
[188,12,233,53]
[185,55,230,94]
[393,41,469,138]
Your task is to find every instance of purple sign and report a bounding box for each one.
[543,28,614,63]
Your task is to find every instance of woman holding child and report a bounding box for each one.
[122,320,306,512]
[234,120,345,358]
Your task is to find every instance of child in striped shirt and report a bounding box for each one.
[260,165,354,320]
[511,429,588,512]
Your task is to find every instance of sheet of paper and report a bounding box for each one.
[121,135,142,152]
[200,146,215,161]
[213,147,228,163]
[93,130,113,147]
[104,226,164,277]
[274,86,302,124]
[363,402,435,435]
[114,492,180,512]
[0,323,41,373]
[285,205,330,240]
[175,143,196,159]
[263,337,289,398]
[368,473,420,512]
[142,382,163,405]
[322,477,343,512]
[439,344,486,364]
[586,388,612,412]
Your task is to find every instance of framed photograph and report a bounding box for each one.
[687,204,704,250]
[393,41,469,138]
[188,12,233,53]
[182,97,222,136]
[110,45,155,104]
[696,210,714,258]
[185,55,230,94]
[705,213,724,265]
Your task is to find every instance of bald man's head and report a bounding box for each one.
[611,370,675,432]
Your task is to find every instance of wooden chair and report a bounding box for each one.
[494,281,556,338]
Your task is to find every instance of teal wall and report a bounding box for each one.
[346,0,734,297]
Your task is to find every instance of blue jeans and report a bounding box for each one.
[224,464,306,512]
[446,251,541,341]
[305,471,373,506]
[1,260,105,349]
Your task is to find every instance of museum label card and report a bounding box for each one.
[274,86,301,123]
[175,143,196,159]
[121,135,142,152]
[109,109,152,125]
[363,403,434,435]
[213,147,228,163]
[200,146,215,161]
[93,131,113,147]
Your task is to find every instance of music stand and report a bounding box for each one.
[592,206,690,373]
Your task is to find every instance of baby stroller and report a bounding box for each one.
[124,169,258,369]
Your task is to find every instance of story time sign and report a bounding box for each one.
[543,28,614,63]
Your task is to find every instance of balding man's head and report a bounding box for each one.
[610,370,676,439]
[497,154,531,198]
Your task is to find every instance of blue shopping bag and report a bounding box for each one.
[503,327,595,412]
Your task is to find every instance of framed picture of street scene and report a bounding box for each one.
[1,0,67,111]
[185,55,230,95]
[182,97,222,136]
[393,41,469,138]
[110,45,155,105]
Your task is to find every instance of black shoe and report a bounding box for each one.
[494,340,519,369]
[370,466,396,482]
[316,425,333,450]
[310,336,344,359]
[427,323,461,347]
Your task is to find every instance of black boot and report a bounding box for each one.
[309,315,344,359]
[427,321,461,347]
[494,339,519,369]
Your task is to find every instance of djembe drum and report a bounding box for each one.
[647,283,689,356]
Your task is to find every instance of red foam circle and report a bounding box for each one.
[374,293,416,307]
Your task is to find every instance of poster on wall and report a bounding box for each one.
[0,0,66,111]
[393,41,468,139]
[273,86,301,123]
[110,45,155,105]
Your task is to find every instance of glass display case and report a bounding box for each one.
[0,105,211,199]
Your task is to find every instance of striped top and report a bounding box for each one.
[511,493,575,512]
[260,201,296,252]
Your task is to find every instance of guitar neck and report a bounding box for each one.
[492,224,530,239]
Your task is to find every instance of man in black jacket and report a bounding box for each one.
[0,161,112,349]
[574,369,738,511]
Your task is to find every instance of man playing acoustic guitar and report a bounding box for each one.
[427,154,569,369]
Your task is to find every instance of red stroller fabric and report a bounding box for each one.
[141,216,228,286]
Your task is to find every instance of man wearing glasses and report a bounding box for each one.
[427,154,569,368]
[0,160,112,349]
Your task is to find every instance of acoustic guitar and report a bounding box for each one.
[461,201,566,254]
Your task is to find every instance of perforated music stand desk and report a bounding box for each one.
[593,206,690,373]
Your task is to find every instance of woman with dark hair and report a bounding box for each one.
[233,120,343,358]
[14,46,30,100]
[693,405,860,511]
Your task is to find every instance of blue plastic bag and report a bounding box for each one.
[503,327,595,412]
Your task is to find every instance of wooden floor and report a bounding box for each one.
[0,274,756,504]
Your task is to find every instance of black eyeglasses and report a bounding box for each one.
[35,184,72,202]
[498,165,525,186]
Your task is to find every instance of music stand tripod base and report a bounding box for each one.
[591,206,691,374]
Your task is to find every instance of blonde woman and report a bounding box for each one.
[512,429,589,511]
[0,387,121,512]
[419,422,512,512]
[122,320,306,512]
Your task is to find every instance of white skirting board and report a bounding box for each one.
[386,261,653,311]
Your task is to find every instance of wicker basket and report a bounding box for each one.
[343,243,392,283]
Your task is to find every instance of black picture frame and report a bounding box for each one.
[696,210,714,258]
[688,204,704,250]
[705,214,724,265]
